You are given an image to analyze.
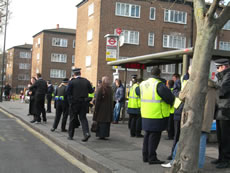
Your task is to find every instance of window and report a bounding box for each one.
[19,63,31,70]
[116,2,140,18]
[85,56,91,67]
[18,74,30,80]
[164,9,187,24]
[51,53,67,63]
[116,29,139,45]
[72,55,75,64]
[88,3,94,16]
[87,29,93,41]
[37,53,40,60]
[148,33,154,47]
[38,38,40,45]
[163,34,186,49]
[160,64,176,74]
[73,40,75,48]
[19,52,31,59]
[149,7,156,20]
[219,41,230,51]
[18,85,26,89]
[223,20,230,30]
[52,38,68,47]
[50,69,66,78]
[36,68,39,73]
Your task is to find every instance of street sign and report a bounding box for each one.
[116,28,122,35]
[106,47,117,61]
[106,37,118,47]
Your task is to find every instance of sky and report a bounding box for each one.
[0,0,82,51]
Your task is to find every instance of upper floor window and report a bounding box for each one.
[85,56,91,67]
[19,52,31,59]
[88,3,94,16]
[51,53,67,63]
[163,34,186,49]
[52,38,68,47]
[117,30,139,45]
[219,41,230,51]
[164,9,187,24]
[18,74,30,80]
[50,69,66,78]
[37,53,40,60]
[72,55,75,64]
[19,63,31,70]
[160,64,176,74]
[223,20,230,30]
[148,32,155,47]
[73,40,76,48]
[149,7,156,20]
[115,2,140,18]
[87,29,93,41]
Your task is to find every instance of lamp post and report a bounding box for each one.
[0,0,9,102]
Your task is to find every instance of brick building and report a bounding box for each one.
[5,44,32,93]
[75,0,230,85]
[31,27,76,85]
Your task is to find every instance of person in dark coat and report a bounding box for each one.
[46,80,54,113]
[93,76,113,140]
[51,78,69,132]
[4,83,11,101]
[67,68,94,142]
[211,59,230,169]
[29,73,48,123]
[28,77,37,120]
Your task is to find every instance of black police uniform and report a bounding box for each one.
[67,75,94,141]
[51,84,68,131]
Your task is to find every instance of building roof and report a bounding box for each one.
[33,28,76,38]
[76,0,88,8]
[8,44,33,51]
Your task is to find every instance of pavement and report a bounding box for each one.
[0,100,229,173]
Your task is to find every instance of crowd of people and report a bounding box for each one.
[5,58,229,169]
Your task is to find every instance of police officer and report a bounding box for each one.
[136,67,174,164]
[51,78,69,132]
[67,68,94,142]
[127,75,143,137]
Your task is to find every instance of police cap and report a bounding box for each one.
[62,78,69,83]
[131,74,138,79]
[214,59,230,66]
[72,68,81,73]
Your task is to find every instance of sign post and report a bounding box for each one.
[104,34,119,62]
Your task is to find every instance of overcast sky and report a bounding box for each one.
[0,0,82,51]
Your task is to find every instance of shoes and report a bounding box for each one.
[99,137,108,140]
[112,121,118,124]
[43,121,47,124]
[143,158,148,163]
[149,159,165,165]
[165,137,174,140]
[30,120,36,123]
[130,134,135,137]
[216,162,230,169]
[211,159,222,164]
[50,128,55,132]
[61,129,68,132]
[82,133,91,142]
[136,134,144,138]
[35,121,41,124]
[46,111,51,113]
[161,162,172,168]
[27,113,31,116]
[67,136,73,140]
[167,155,172,160]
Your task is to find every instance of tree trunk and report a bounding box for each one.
[168,23,218,173]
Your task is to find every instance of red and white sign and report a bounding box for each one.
[116,28,122,35]
[106,37,118,47]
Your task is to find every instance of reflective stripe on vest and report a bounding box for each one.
[55,96,64,101]
[128,83,140,108]
[140,78,170,119]
[88,93,94,98]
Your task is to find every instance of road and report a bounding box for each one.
[0,111,86,173]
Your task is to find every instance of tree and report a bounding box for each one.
[0,0,9,32]
[169,0,230,172]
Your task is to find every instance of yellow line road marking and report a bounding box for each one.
[0,135,5,142]
[0,108,97,173]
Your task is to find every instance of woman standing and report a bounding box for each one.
[28,77,37,123]
[93,76,113,140]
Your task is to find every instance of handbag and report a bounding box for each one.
[91,121,98,133]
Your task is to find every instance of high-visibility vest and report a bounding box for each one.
[88,93,94,98]
[55,96,64,101]
[128,83,141,109]
[140,78,170,119]
[174,79,188,109]
[169,88,175,113]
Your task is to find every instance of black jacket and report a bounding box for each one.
[47,85,54,95]
[30,78,48,96]
[216,68,230,120]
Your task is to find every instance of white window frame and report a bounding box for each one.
[149,7,156,20]
[115,2,141,18]
[163,34,186,49]
[36,53,40,60]
[50,69,66,78]
[73,40,75,48]
[85,56,91,67]
[18,74,30,80]
[87,29,93,41]
[115,29,139,45]
[72,55,75,64]
[148,32,155,47]
[19,63,31,70]
[19,52,31,59]
[52,37,68,47]
[223,20,230,30]
[51,53,67,63]
[164,9,187,24]
[219,41,230,51]
[88,3,94,16]
[160,64,176,74]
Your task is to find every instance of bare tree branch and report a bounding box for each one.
[216,2,230,29]
[206,0,221,19]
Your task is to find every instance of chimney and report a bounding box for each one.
[56,24,59,29]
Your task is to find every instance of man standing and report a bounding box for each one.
[29,73,48,123]
[46,80,54,113]
[212,59,230,169]
[4,83,11,101]
[137,67,174,164]
[67,68,94,142]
